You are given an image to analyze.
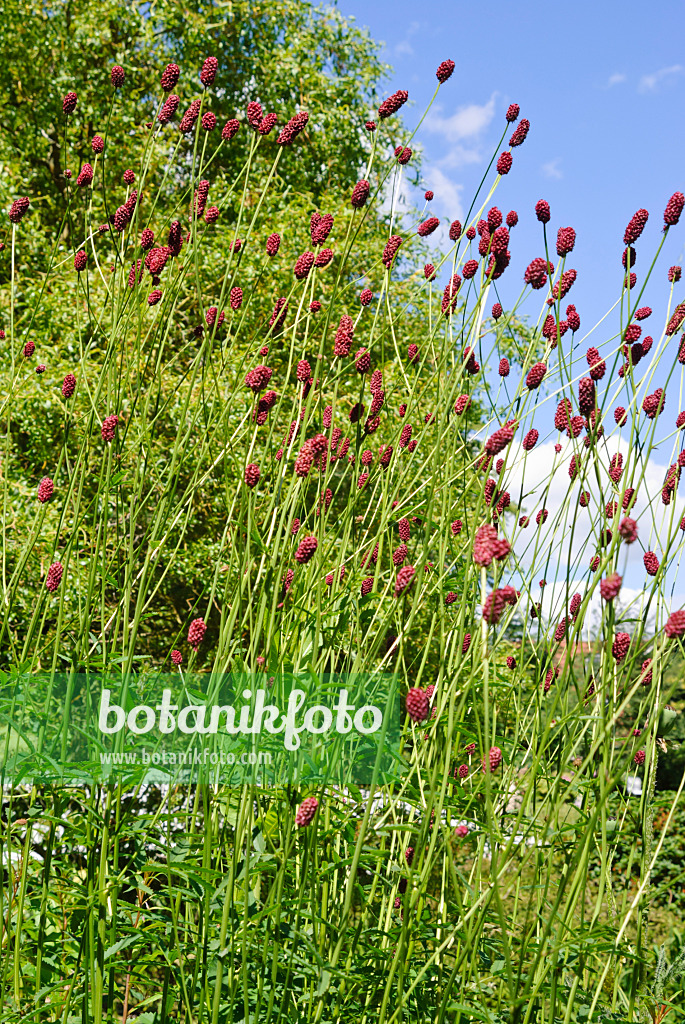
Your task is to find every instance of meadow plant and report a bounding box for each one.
[2,43,685,1024]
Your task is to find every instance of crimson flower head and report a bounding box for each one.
[246,101,263,128]
[266,232,281,257]
[244,364,273,391]
[535,200,551,224]
[666,304,685,336]
[395,565,416,597]
[351,180,370,209]
[161,63,180,91]
[295,797,319,827]
[158,94,180,125]
[526,362,547,390]
[497,152,512,175]
[73,251,87,272]
[524,257,549,290]
[111,65,125,88]
[310,211,334,244]
[76,164,94,188]
[296,359,311,383]
[405,688,429,722]
[436,59,455,82]
[171,650,182,666]
[293,251,315,279]
[193,184,209,220]
[202,111,216,132]
[382,235,403,267]
[642,388,666,418]
[669,265,682,283]
[188,617,206,649]
[483,590,507,624]
[355,348,371,374]
[91,135,104,154]
[486,207,502,232]
[600,573,622,601]
[62,91,78,114]
[45,562,64,593]
[123,168,135,185]
[245,464,260,488]
[417,216,440,236]
[369,369,383,395]
[623,208,649,244]
[179,100,201,133]
[360,287,373,306]
[365,120,376,131]
[9,197,30,223]
[294,535,318,564]
[556,226,576,256]
[37,477,54,503]
[424,190,434,201]
[509,119,529,146]
[62,373,77,398]
[101,414,119,442]
[665,610,685,638]
[485,426,514,455]
[492,303,503,320]
[612,632,630,662]
[313,247,333,268]
[395,145,412,165]
[664,192,684,227]
[506,103,520,122]
[24,341,35,358]
[484,746,503,772]
[221,118,240,141]
[200,56,218,86]
[276,110,308,145]
[566,304,581,332]
[378,89,408,119]
[448,219,462,241]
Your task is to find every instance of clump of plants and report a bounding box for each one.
[2,37,685,1024]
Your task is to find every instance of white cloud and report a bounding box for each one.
[393,20,419,59]
[423,166,464,222]
[607,72,627,87]
[423,95,497,172]
[638,65,683,92]
[542,159,563,180]
[425,95,497,144]
[482,432,685,638]
[494,434,681,578]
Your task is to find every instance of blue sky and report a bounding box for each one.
[337,0,685,329]
[336,0,685,620]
